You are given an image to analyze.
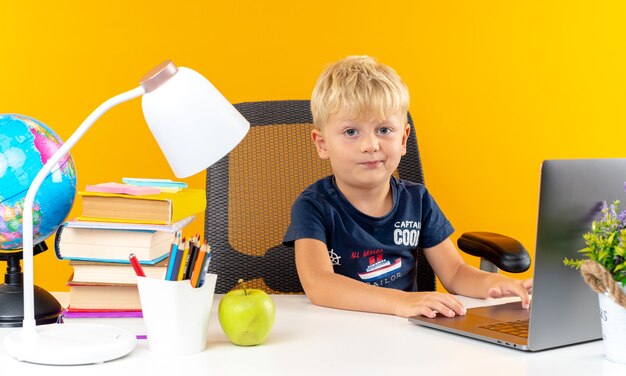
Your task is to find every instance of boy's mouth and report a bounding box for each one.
[360,160,383,168]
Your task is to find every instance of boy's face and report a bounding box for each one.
[311,109,410,192]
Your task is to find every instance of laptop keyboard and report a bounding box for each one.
[479,319,529,338]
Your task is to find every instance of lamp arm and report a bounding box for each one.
[20,86,145,336]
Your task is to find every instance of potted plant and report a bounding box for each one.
[564,200,626,363]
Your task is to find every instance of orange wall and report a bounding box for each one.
[2,1,626,292]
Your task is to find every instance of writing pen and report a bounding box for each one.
[129,253,146,277]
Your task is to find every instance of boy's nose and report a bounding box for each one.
[360,134,380,153]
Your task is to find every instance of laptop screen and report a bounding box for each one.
[526,159,625,350]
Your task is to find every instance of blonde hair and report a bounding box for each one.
[311,55,409,128]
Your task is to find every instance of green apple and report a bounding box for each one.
[218,281,275,346]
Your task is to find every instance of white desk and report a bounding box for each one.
[0,294,623,375]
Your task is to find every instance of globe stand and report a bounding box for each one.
[0,242,62,327]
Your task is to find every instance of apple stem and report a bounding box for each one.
[237,278,248,295]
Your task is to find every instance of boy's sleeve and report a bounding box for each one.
[282,195,328,247]
[418,190,455,248]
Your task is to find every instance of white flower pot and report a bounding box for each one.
[598,287,626,364]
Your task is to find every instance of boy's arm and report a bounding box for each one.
[424,238,533,309]
[295,238,466,318]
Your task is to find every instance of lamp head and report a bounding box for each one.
[140,61,250,178]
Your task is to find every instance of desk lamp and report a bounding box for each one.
[3,60,250,365]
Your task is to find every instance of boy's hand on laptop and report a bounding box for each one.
[487,278,533,309]
[397,292,467,319]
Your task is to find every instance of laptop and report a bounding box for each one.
[409,158,626,351]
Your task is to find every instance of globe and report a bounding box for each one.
[0,114,77,250]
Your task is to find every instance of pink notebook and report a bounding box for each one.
[85,182,160,196]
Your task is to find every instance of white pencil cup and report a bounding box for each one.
[137,273,217,355]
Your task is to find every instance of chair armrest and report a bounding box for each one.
[457,232,531,273]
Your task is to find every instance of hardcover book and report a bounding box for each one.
[55,226,175,263]
[67,281,142,310]
[64,215,195,232]
[70,258,168,284]
[77,188,206,225]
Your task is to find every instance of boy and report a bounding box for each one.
[283,55,532,318]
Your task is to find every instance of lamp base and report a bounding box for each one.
[3,323,137,365]
[0,283,62,327]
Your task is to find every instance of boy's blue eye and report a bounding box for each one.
[378,127,391,135]
[345,129,357,136]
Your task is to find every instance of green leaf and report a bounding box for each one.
[563,258,582,269]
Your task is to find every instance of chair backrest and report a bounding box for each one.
[205,100,435,293]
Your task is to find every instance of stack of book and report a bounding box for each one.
[55,180,206,338]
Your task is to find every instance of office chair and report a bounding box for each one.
[205,100,530,294]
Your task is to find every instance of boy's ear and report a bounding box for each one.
[311,128,329,160]
[400,122,410,156]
